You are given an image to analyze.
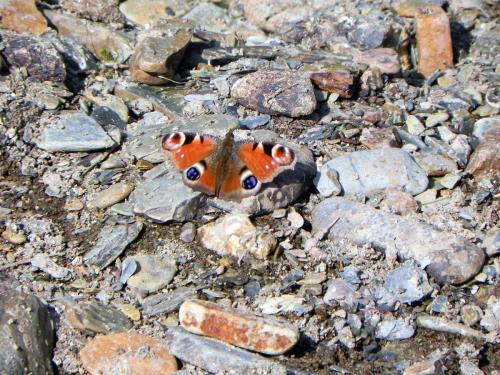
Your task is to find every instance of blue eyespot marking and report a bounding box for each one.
[242,175,258,190]
[186,167,200,181]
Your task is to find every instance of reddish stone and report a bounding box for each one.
[360,127,400,149]
[310,71,354,98]
[179,299,299,355]
[380,188,418,216]
[0,0,48,36]
[466,131,500,185]
[354,48,401,74]
[415,5,453,78]
[80,332,178,375]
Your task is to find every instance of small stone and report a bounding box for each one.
[404,356,444,375]
[64,198,84,211]
[64,299,133,333]
[260,295,313,316]
[179,299,298,355]
[166,327,287,375]
[426,112,449,127]
[141,287,198,316]
[119,258,138,284]
[198,214,277,260]
[415,189,438,204]
[84,222,144,269]
[375,318,415,340]
[88,183,134,209]
[119,0,188,26]
[385,261,433,304]
[394,0,445,17]
[180,222,196,243]
[324,279,359,311]
[3,36,66,84]
[466,130,500,185]
[113,303,141,321]
[80,332,177,375]
[406,115,425,135]
[31,253,71,279]
[337,326,355,349]
[413,153,458,176]
[309,71,355,98]
[380,188,418,216]
[231,71,316,117]
[287,209,304,229]
[461,305,483,326]
[360,127,400,149]
[417,314,488,340]
[125,255,176,294]
[482,231,499,257]
[239,114,271,130]
[0,0,48,35]
[61,0,122,23]
[354,48,401,74]
[415,5,453,78]
[38,113,116,152]
[2,229,27,244]
[437,173,462,189]
[430,295,449,314]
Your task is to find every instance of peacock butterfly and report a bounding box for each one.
[161,129,296,201]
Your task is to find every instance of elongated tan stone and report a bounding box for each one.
[415,5,453,78]
[87,182,134,209]
[179,299,299,355]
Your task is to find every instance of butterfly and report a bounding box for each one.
[161,129,296,201]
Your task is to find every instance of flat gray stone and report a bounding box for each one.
[375,318,415,340]
[385,260,433,304]
[125,255,176,293]
[165,327,287,375]
[84,221,144,269]
[323,278,359,311]
[142,288,198,316]
[0,289,55,375]
[311,197,485,285]
[315,148,428,196]
[38,112,116,152]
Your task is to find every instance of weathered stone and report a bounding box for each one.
[259,295,313,316]
[231,71,317,117]
[61,0,123,23]
[3,36,65,84]
[466,130,500,185]
[142,288,198,316]
[413,153,458,176]
[63,299,133,334]
[44,10,133,64]
[31,253,71,279]
[80,332,177,375]
[166,327,287,374]
[360,127,400,149]
[323,279,359,311]
[84,222,144,269]
[311,198,485,284]
[309,71,354,98]
[87,183,134,209]
[119,0,189,26]
[179,299,298,355]
[394,0,445,17]
[380,188,418,216]
[0,289,55,375]
[415,5,453,78]
[385,261,433,304]
[315,149,428,196]
[0,0,48,35]
[183,2,232,33]
[125,255,176,294]
[129,19,193,85]
[375,318,415,340]
[1,229,26,244]
[354,48,401,74]
[198,214,277,259]
[38,112,116,152]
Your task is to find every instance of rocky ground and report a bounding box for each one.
[0,0,499,374]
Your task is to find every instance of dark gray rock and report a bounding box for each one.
[83,221,144,269]
[165,327,287,375]
[311,198,485,285]
[38,112,117,152]
[0,289,55,375]
[239,114,271,129]
[142,288,198,316]
[315,149,428,196]
[231,70,317,117]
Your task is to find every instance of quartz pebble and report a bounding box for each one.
[179,299,299,355]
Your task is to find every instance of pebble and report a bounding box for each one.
[180,222,197,243]
[38,113,116,152]
[179,299,299,355]
[309,70,355,98]
[416,314,490,341]
[31,253,72,279]
[430,295,449,314]
[311,197,485,285]
[287,209,304,229]
[63,299,133,333]
[83,221,144,269]
[354,48,401,74]
[375,318,415,340]
[385,261,433,304]
[61,0,123,23]
[197,214,277,260]
[0,289,55,374]
[3,36,66,84]
[315,149,428,196]
[323,279,359,311]
[380,188,418,216]
[119,0,188,26]
[406,115,425,135]
[260,295,313,316]
[466,129,500,184]
[482,231,499,257]
[87,183,134,209]
[166,327,287,375]
[80,332,178,375]
[125,255,176,294]
[141,287,198,316]
[403,353,445,375]
[359,127,400,149]
[425,112,449,128]
[461,305,483,326]
[415,5,453,78]
[114,303,141,321]
[413,153,458,176]
[231,71,317,117]
[415,188,438,205]
[0,0,48,35]
[2,229,27,244]
[239,114,271,129]
[119,258,137,284]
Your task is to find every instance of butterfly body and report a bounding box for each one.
[161,129,296,201]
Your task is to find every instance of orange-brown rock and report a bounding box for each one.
[415,5,453,78]
[466,130,500,185]
[310,71,354,98]
[0,0,48,36]
[354,48,400,75]
[80,332,178,375]
[179,299,299,355]
[360,127,400,149]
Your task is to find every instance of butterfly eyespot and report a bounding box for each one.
[271,144,294,165]
[240,169,262,193]
[184,162,205,181]
[162,132,185,151]
[243,175,258,190]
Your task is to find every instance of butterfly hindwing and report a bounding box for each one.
[161,132,216,170]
